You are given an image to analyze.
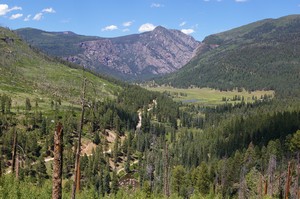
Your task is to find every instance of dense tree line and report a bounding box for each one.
[158,15,300,98]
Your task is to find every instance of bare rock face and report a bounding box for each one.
[65,26,201,80]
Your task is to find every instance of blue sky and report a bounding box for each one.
[0,0,300,41]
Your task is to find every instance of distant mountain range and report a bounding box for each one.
[158,15,300,96]
[16,26,201,80]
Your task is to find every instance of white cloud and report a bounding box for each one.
[235,0,247,2]
[138,23,156,32]
[10,13,23,20]
[24,14,31,21]
[0,4,22,16]
[33,13,43,21]
[181,29,195,35]
[42,7,56,13]
[101,25,118,31]
[122,28,130,32]
[123,21,133,27]
[151,3,164,8]
[179,21,186,27]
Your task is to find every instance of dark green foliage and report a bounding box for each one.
[25,98,32,111]
[2,20,300,198]
[93,132,100,145]
[104,167,111,194]
[171,165,186,197]
[159,15,300,97]
[15,28,101,57]
[111,170,119,194]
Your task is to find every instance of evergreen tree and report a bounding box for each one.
[25,98,31,112]
[111,170,119,194]
[93,132,100,145]
[171,165,186,197]
[104,164,111,194]
[196,162,210,195]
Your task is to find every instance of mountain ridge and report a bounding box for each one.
[16,26,202,80]
[158,15,300,96]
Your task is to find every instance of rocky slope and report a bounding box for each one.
[16,26,201,80]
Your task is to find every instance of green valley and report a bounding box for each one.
[144,86,274,106]
[1,14,300,199]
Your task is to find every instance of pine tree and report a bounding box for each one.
[93,132,100,145]
[196,162,210,195]
[104,168,111,194]
[25,98,31,112]
[111,170,119,194]
[171,165,186,196]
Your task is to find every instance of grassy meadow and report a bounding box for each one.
[145,86,274,106]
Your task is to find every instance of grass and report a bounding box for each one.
[0,27,121,114]
[145,86,274,106]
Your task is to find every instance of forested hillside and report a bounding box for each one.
[159,15,300,97]
[1,15,300,199]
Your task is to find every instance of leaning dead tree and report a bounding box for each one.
[11,127,17,174]
[163,142,170,197]
[71,77,86,199]
[52,122,63,199]
[285,162,292,199]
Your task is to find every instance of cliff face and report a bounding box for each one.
[16,26,202,80]
[64,26,201,79]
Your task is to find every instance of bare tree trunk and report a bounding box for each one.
[264,177,268,196]
[279,169,283,199]
[258,174,262,199]
[239,166,246,199]
[0,147,2,177]
[15,152,19,179]
[296,153,299,199]
[12,128,17,173]
[268,155,276,197]
[285,162,291,199]
[76,161,80,193]
[52,122,63,199]
[71,77,86,199]
[163,142,170,197]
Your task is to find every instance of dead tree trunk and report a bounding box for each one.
[71,77,86,199]
[12,128,17,173]
[52,122,63,199]
[268,155,276,197]
[285,162,291,199]
[264,177,268,196]
[296,153,299,199]
[0,147,2,177]
[258,174,262,199]
[163,142,170,197]
[15,152,19,179]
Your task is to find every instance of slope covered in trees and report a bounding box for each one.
[159,15,300,97]
[1,19,300,199]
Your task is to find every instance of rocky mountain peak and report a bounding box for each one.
[16,27,203,80]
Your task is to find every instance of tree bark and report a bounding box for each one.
[52,122,63,199]
[163,142,170,197]
[15,152,19,179]
[296,153,299,199]
[285,161,291,199]
[71,77,86,199]
[264,177,268,196]
[12,128,17,174]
